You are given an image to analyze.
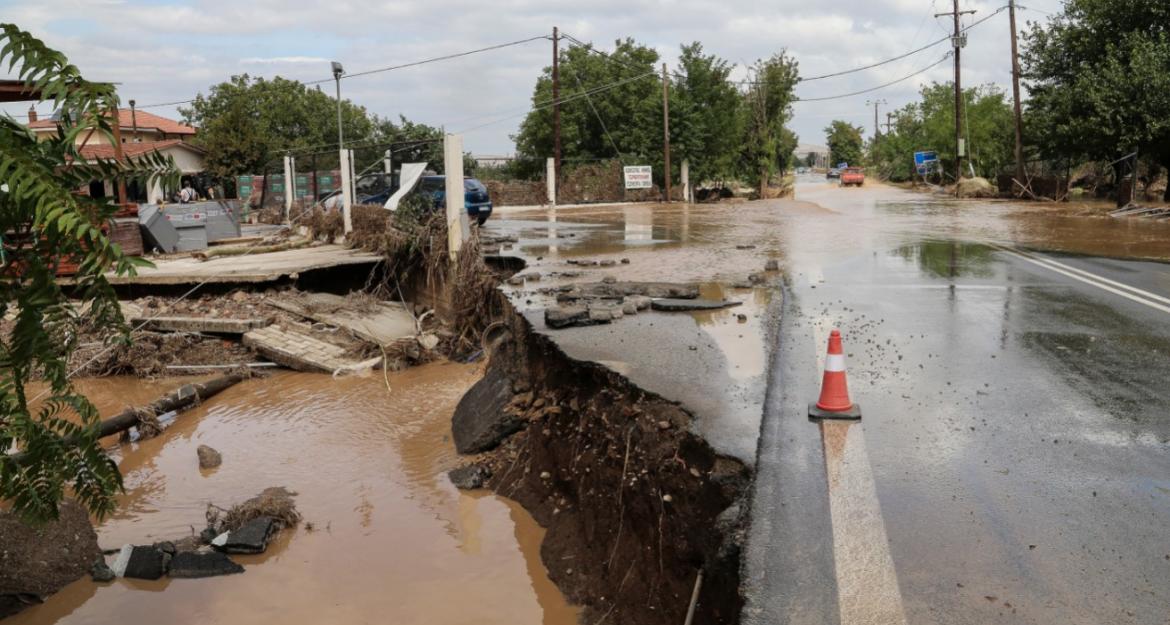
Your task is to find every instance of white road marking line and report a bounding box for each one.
[994,247,1170,315]
[1006,247,1170,307]
[820,421,909,625]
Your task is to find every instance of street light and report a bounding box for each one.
[331,61,345,149]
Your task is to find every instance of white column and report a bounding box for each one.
[282,155,295,221]
[339,149,354,234]
[546,157,557,207]
[681,159,691,203]
[384,149,393,174]
[443,134,469,259]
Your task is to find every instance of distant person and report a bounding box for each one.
[179,182,196,203]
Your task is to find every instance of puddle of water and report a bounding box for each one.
[11,365,578,625]
[690,283,772,380]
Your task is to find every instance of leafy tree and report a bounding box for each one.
[514,38,662,181]
[1022,0,1170,197]
[179,75,374,179]
[0,23,178,522]
[868,83,1014,181]
[805,152,817,168]
[672,42,742,184]
[825,120,864,168]
[739,52,800,194]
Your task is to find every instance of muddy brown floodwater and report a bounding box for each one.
[11,364,578,625]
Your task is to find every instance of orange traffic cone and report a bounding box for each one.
[809,329,862,420]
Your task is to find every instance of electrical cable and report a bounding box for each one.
[133,34,549,110]
[794,53,952,102]
[565,62,626,161]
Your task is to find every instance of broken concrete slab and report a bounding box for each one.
[452,368,524,454]
[103,244,382,286]
[545,304,591,329]
[114,545,168,580]
[168,551,245,578]
[651,298,743,312]
[557,281,700,303]
[130,316,269,335]
[266,293,415,345]
[218,517,275,555]
[243,324,363,373]
[449,464,492,490]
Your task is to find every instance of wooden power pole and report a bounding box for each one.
[884,112,895,135]
[552,27,561,204]
[936,1,976,193]
[662,63,671,203]
[1008,0,1026,188]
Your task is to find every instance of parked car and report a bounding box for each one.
[417,176,493,225]
[840,167,865,187]
[826,168,841,179]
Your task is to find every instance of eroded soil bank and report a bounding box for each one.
[461,309,751,625]
[9,365,578,625]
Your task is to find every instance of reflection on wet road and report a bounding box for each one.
[746,179,1170,625]
[11,364,578,625]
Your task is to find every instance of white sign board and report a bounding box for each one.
[623,166,652,190]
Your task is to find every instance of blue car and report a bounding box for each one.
[418,176,493,226]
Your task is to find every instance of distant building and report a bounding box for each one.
[472,154,513,168]
[794,143,830,169]
[26,107,206,203]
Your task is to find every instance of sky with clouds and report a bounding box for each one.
[2,0,1066,156]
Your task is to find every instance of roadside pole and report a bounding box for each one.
[339,148,354,235]
[1008,0,1026,190]
[681,159,690,203]
[444,134,469,260]
[937,1,975,195]
[110,106,127,205]
[384,149,393,175]
[662,63,671,203]
[546,157,557,207]
[283,154,294,222]
[552,27,561,206]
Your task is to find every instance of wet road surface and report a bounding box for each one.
[14,365,578,625]
[744,179,1170,624]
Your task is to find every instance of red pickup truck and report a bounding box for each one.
[840,167,865,187]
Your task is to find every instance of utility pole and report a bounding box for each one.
[866,98,886,139]
[662,63,671,203]
[552,27,561,204]
[1008,0,1026,188]
[883,112,895,135]
[936,1,975,193]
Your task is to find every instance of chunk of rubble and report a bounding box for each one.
[214,517,276,555]
[111,544,168,580]
[448,464,492,490]
[651,298,743,312]
[557,281,700,302]
[169,551,245,578]
[197,444,222,469]
[451,368,526,454]
[545,304,591,329]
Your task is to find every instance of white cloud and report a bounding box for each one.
[2,0,1069,153]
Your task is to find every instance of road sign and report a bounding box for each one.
[913,150,939,167]
[623,166,652,190]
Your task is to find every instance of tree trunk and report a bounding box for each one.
[97,373,247,438]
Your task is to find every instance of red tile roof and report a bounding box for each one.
[78,139,204,161]
[29,109,196,135]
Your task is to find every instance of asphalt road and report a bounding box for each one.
[743,180,1170,625]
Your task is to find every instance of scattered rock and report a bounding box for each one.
[599,259,617,267]
[451,368,526,453]
[449,464,492,490]
[621,301,638,315]
[735,245,756,250]
[90,559,115,583]
[197,445,222,470]
[620,258,630,264]
[764,259,779,271]
[168,551,245,578]
[520,272,541,282]
[651,298,743,312]
[558,281,700,302]
[199,527,218,544]
[737,314,748,323]
[601,275,617,284]
[589,306,619,323]
[625,295,652,311]
[747,273,765,285]
[507,276,524,286]
[217,517,275,555]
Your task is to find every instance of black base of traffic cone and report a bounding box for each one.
[808,402,862,421]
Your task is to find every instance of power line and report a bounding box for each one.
[794,53,952,102]
[132,34,550,110]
